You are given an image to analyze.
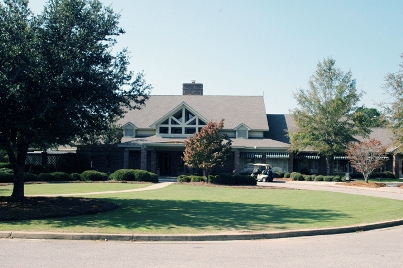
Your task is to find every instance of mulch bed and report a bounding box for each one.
[0,196,118,221]
[336,181,385,188]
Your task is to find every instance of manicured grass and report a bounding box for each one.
[0,182,151,196]
[1,183,403,234]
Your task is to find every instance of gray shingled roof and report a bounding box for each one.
[118,95,268,130]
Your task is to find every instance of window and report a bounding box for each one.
[157,107,207,136]
[237,130,248,139]
[124,128,134,137]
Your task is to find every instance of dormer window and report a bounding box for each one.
[235,123,250,139]
[157,107,206,136]
[122,123,136,137]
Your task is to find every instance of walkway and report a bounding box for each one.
[28,182,175,197]
[260,180,403,200]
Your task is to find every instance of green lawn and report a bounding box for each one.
[1,183,403,234]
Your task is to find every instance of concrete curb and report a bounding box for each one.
[3,218,403,242]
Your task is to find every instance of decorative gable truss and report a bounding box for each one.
[152,102,208,137]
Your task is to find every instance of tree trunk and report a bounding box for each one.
[9,143,29,199]
[11,164,25,198]
[203,168,211,184]
[364,173,369,183]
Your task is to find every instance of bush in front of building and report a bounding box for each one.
[303,174,312,181]
[70,173,82,181]
[80,170,108,181]
[190,175,206,182]
[209,174,256,185]
[314,175,324,181]
[284,172,291,178]
[273,172,284,178]
[131,169,158,183]
[109,169,158,183]
[290,172,304,181]
[0,162,11,169]
[0,171,13,183]
[37,173,54,181]
[177,174,256,186]
[110,169,136,181]
[177,175,191,182]
[51,172,71,181]
[333,175,342,182]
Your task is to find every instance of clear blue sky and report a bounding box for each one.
[29,0,403,114]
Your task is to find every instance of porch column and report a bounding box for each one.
[393,153,401,178]
[41,150,48,166]
[141,145,147,171]
[150,150,157,174]
[233,150,241,175]
[288,152,294,173]
[123,149,129,169]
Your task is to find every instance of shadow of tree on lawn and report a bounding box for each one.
[38,198,350,232]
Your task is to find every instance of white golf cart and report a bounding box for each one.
[251,163,273,182]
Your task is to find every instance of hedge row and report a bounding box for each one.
[0,169,158,183]
[290,172,344,182]
[177,174,257,186]
[109,169,158,183]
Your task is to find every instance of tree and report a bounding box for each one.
[352,106,386,128]
[383,54,403,151]
[183,119,232,182]
[0,0,151,198]
[289,58,370,174]
[345,139,387,183]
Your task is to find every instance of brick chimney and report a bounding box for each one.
[183,80,203,95]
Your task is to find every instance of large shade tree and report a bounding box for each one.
[183,119,232,182]
[289,58,370,174]
[0,0,151,198]
[383,54,403,151]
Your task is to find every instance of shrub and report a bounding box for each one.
[333,175,342,182]
[0,172,13,183]
[70,173,81,181]
[284,172,291,178]
[303,174,312,181]
[382,171,395,178]
[0,162,11,169]
[0,167,13,173]
[273,172,284,178]
[80,170,108,181]
[314,175,324,181]
[190,175,205,182]
[290,172,303,181]
[29,164,47,175]
[177,175,191,182]
[24,172,37,182]
[51,172,70,181]
[236,175,257,185]
[323,176,333,182]
[38,173,54,181]
[132,169,158,182]
[110,169,136,181]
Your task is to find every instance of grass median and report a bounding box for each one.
[1,182,403,234]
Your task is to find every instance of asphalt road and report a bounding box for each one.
[1,226,403,268]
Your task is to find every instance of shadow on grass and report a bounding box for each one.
[36,198,350,232]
